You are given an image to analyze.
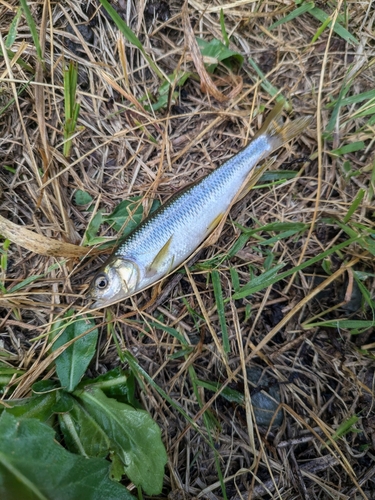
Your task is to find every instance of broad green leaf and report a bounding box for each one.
[104,197,160,234]
[196,37,243,73]
[2,392,56,424]
[146,70,191,112]
[74,189,93,206]
[57,392,110,459]
[0,412,135,500]
[0,366,23,395]
[84,210,104,245]
[76,387,167,495]
[85,198,160,245]
[50,310,98,392]
[79,367,139,407]
[103,198,143,233]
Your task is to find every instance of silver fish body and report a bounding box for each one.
[87,104,311,308]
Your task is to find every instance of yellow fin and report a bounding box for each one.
[235,157,276,203]
[207,212,225,234]
[255,102,312,154]
[146,235,173,277]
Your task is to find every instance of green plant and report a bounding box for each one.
[0,311,167,498]
[63,61,81,158]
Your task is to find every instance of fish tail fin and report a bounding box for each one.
[255,102,312,153]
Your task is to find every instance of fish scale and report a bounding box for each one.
[116,136,269,258]
[87,104,311,308]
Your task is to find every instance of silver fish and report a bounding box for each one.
[87,103,311,308]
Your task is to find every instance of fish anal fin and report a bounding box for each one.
[207,212,225,235]
[146,235,173,277]
[235,157,276,203]
[203,212,227,248]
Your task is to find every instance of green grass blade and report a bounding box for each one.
[343,188,365,223]
[304,319,374,330]
[99,0,165,81]
[230,268,240,293]
[0,47,33,72]
[231,263,285,300]
[63,61,80,157]
[231,236,359,300]
[247,57,287,108]
[196,380,244,404]
[5,7,22,48]
[257,229,306,246]
[325,79,351,135]
[330,141,365,156]
[7,274,44,294]
[326,89,375,108]
[187,364,227,499]
[323,415,359,448]
[353,272,374,316]
[311,14,332,44]
[19,0,43,61]
[227,222,308,258]
[259,170,298,182]
[269,2,315,30]
[220,9,230,47]
[0,79,32,117]
[309,7,358,45]
[211,271,230,354]
[122,350,211,441]
[350,101,375,120]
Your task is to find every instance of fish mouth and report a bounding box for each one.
[89,300,104,310]
[89,297,126,310]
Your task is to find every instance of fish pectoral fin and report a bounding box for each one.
[146,235,174,277]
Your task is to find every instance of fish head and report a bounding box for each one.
[87,258,140,308]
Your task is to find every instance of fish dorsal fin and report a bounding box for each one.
[146,235,174,277]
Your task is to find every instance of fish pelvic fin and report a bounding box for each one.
[255,102,312,153]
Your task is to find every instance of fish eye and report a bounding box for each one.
[95,274,109,290]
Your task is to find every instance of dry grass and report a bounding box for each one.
[1,0,375,498]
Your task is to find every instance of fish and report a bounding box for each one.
[87,103,311,308]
